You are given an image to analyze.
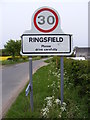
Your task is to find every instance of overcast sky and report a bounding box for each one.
[0,0,89,49]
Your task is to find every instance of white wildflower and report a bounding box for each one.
[45,96,53,101]
[41,107,49,117]
[55,99,61,105]
[52,96,54,98]
[57,75,60,78]
[42,107,49,112]
[55,73,57,76]
[49,70,51,72]
[47,100,52,107]
[62,102,66,106]
[59,113,62,118]
[51,81,55,87]
[52,72,55,75]
[58,73,60,76]
[58,81,60,85]
[61,106,66,112]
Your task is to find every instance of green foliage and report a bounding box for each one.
[0,49,9,56]
[4,40,21,58]
[15,40,21,56]
[5,57,89,118]
[46,57,89,118]
[64,58,89,96]
[51,57,89,92]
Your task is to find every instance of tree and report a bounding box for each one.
[4,40,21,59]
[15,40,21,56]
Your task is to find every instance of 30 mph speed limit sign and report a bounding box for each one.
[21,7,73,56]
[34,8,58,32]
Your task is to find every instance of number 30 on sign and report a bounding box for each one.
[34,8,58,33]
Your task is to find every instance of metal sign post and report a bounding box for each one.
[60,57,64,105]
[29,57,33,111]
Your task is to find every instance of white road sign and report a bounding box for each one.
[21,7,73,56]
[33,7,58,33]
[21,34,72,56]
[25,83,31,96]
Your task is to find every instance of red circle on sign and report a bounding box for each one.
[34,8,58,33]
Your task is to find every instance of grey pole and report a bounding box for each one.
[29,57,33,111]
[60,57,64,105]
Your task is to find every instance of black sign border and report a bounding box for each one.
[21,34,72,55]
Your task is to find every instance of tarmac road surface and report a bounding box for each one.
[1,58,48,117]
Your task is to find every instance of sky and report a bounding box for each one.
[0,0,89,49]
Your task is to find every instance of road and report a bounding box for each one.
[1,59,48,117]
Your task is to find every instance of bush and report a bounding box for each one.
[50,57,89,97]
[49,57,89,118]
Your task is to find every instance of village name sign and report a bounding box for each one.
[21,7,73,56]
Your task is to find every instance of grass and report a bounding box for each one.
[4,58,89,119]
